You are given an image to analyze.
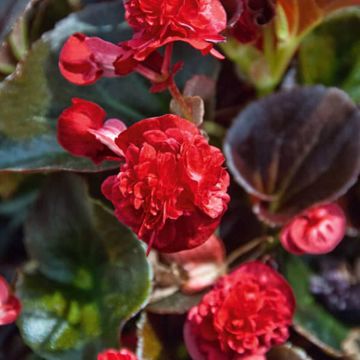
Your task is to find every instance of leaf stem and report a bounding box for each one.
[225,236,274,268]
[168,77,192,121]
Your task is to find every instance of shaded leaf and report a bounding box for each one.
[342,328,360,358]
[267,344,313,360]
[0,0,32,43]
[0,42,16,75]
[0,173,24,199]
[147,291,203,315]
[299,8,360,102]
[0,1,219,173]
[276,0,360,38]
[17,174,152,359]
[136,313,166,360]
[224,86,360,224]
[284,255,350,357]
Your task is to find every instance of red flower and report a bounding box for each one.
[0,276,21,326]
[280,203,346,255]
[97,348,137,360]
[124,0,227,61]
[59,33,125,85]
[184,261,295,359]
[162,234,225,293]
[57,98,126,164]
[102,114,230,253]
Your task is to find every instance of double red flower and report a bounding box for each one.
[59,0,227,86]
[102,114,230,253]
[58,101,230,253]
[184,261,295,359]
[124,0,227,60]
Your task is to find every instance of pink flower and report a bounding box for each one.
[102,114,230,253]
[280,203,346,255]
[184,261,295,359]
[0,276,21,326]
[57,98,126,164]
[124,0,227,60]
[59,33,125,85]
[97,348,137,360]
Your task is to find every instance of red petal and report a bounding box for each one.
[59,33,123,85]
[57,98,122,163]
[115,114,199,153]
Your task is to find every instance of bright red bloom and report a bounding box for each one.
[57,98,126,164]
[162,234,225,293]
[102,114,230,253]
[59,33,125,85]
[97,348,137,360]
[280,203,346,255]
[184,261,295,359]
[124,0,227,61]
[0,276,21,326]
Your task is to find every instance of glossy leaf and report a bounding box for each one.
[284,255,350,356]
[299,8,360,102]
[17,174,152,359]
[0,2,219,173]
[224,86,360,223]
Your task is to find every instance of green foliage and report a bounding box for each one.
[17,174,152,359]
[299,8,360,102]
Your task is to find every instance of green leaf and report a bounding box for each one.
[17,174,152,359]
[299,8,360,102]
[284,255,349,356]
[0,2,219,173]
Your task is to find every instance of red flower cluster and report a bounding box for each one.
[59,0,227,86]
[98,348,137,360]
[0,276,21,326]
[280,203,346,255]
[102,114,230,253]
[184,261,295,359]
